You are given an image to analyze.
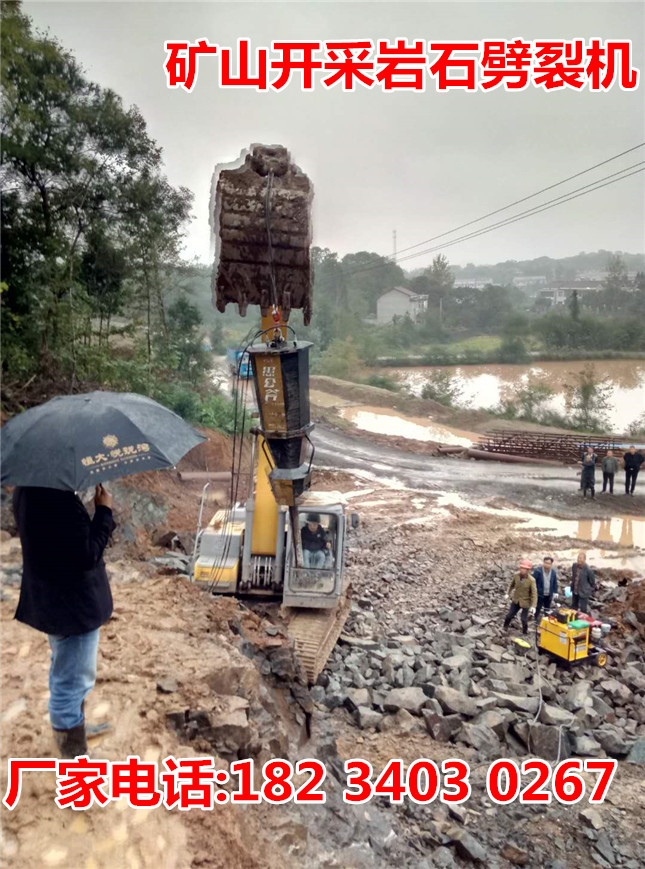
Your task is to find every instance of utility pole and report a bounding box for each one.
[392,229,397,263]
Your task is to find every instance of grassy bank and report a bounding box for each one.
[375,348,645,368]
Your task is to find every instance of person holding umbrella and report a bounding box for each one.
[2,391,205,757]
[13,483,116,757]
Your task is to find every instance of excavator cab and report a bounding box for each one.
[282,503,346,608]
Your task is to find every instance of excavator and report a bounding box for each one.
[193,144,352,683]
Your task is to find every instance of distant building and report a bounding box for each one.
[537,286,603,307]
[376,286,427,324]
[453,278,490,289]
[513,275,548,288]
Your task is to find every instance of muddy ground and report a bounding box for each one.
[1,419,644,868]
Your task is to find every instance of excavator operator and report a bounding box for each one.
[301,513,331,569]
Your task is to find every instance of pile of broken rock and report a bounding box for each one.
[317,581,645,766]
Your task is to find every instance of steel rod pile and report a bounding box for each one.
[474,430,627,464]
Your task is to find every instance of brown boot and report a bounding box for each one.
[53,724,88,758]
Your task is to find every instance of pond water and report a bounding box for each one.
[380,359,645,432]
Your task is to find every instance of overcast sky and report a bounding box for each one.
[26,1,645,269]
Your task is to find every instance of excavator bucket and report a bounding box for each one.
[212,144,313,324]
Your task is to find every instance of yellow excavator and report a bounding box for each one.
[193,144,352,682]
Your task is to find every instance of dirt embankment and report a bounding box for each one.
[310,374,599,438]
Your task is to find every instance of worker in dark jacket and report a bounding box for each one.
[301,513,331,569]
[571,550,595,614]
[532,556,559,621]
[580,446,597,499]
[601,450,619,494]
[13,484,115,757]
[623,446,644,496]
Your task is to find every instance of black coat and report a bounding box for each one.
[301,524,329,552]
[623,451,644,471]
[13,487,115,636]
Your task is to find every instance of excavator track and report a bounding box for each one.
[287,594,352,684]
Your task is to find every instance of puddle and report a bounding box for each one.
[433,492,645,572]
[339,406,474,447]
[310,390,354,408]
[342,488,375,500]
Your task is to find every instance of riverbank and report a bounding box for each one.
[375,349,645,367]
[310,375,610,440]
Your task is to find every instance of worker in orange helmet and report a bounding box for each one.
[503,559,538,636]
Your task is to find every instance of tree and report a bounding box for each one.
[421,371,463,406]
[497,380,555,422]
[565,364,613,432]
[340,250,405,317]
[425,254,455,313]
[313,337,363,380]
[165,297,209,385]
[569,289,580,321]
[603,253,628,293]
[1,2,193,396]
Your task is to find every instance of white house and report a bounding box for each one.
[376,287,427,324]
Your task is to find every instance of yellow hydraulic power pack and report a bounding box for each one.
[537,608,608,667]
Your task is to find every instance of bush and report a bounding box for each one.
[313,337,363,380]
[362,374,400,392]
[421,371,464,406]
[496,382,554,422]
[496,336,529,364]
[626,412,645,438]
[152,383,246,435]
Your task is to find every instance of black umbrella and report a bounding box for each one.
[1,391,206,491]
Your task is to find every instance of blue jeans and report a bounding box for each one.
[303,549,326,569]
[48,629,99,730]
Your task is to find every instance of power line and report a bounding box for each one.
[382,142,645,262]
[391,163,645,268]
[342,162,645,278]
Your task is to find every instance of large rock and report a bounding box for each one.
[591,694,614,721]
[383,687,428,715]
[626,737,645,764]
[473,709,508,740]
[423,711,463,742]
[355,706,383,730]
[450,829,487,863]
[442,653,471,671]
[209,696,251,755]
[435,686,477,717]
[459,723,500,755]
[491,692,539,714]
[600,678,633,705]
[487,662,526,683]
[516,722,571,761]
[571,734,603,756]
[345,688,371,711]
[563,680,593,711]
[539,704,574,727]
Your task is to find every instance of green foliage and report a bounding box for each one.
[313,337,363,380]
[496,380,555,422]
[152,384,245,435]
[420,371,464,407]
[164,297,210,385]
[569,290,580,321]
[1,3,194,397]
[626,412,645,437]
[604,253,629,293]
[564,364,614,432]
[210,319,226,353]
[496,336,529,363]
[361,374,400,392]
